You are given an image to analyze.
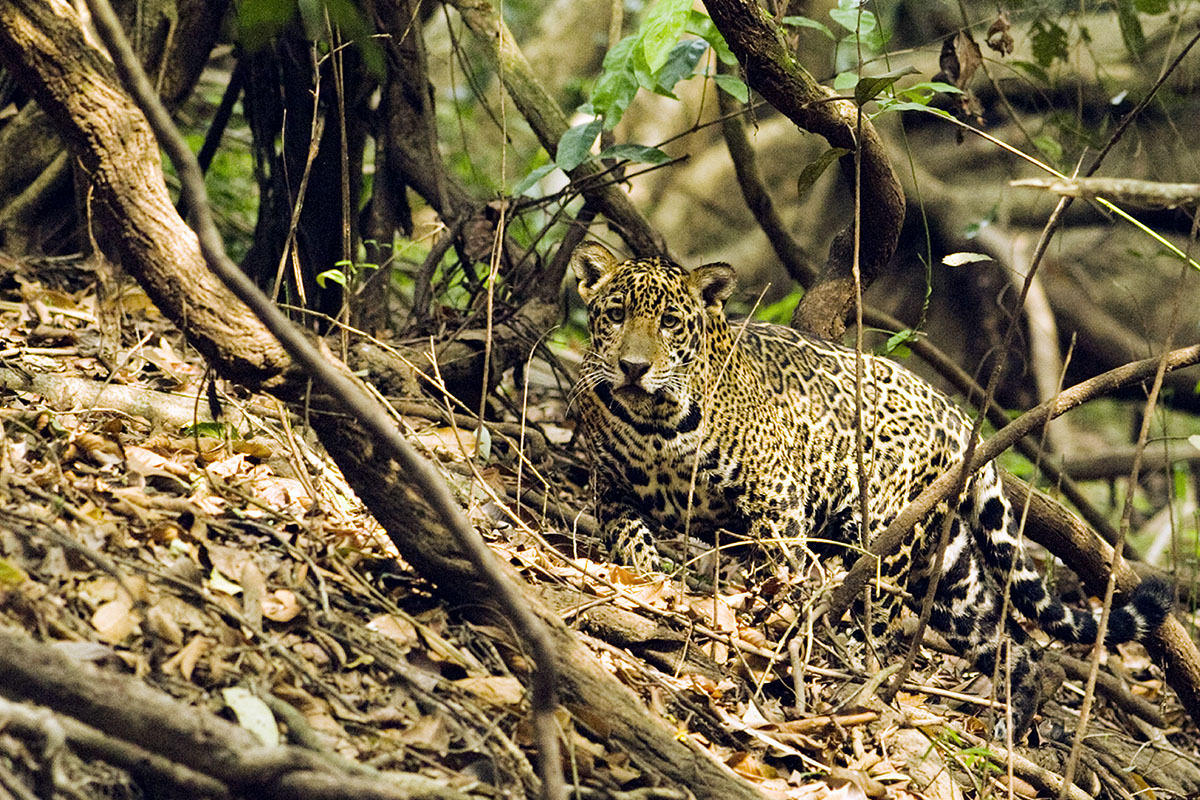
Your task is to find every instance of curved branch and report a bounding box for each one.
[704,0,905,337]
[827,342,1200,727]
[715,70,814,285]
[0,631,469,800]
[446,0,669,259]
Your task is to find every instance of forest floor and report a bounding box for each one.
[1,253,1199,800]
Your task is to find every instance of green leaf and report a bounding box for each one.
[655,39,708,95]
[781,15,835,40]
[900,81,961,101]
[873,101,952,118]
[1116,0,1147,58]
[512,163,557,196]
[556,119,602,171]
[236,0,299,52]
[686,10,736,65]
[883,328,917,356]
[1031,17,1068,67]
[1136,0,1168,13]
[713,73,749,102]
[316,268,347,288]
[597,144,671,164]
[592,35,640,127]
[1011,59,1050,84]
[181,421,230,438]
[829,5,871,34]
[829,6,885,50]
[853,65,919,106]
[833,71,859,91]
[0,556,28,587]
[303,0,384,76]
[796,147,849,198]
[640,0,694,74]
[1032,134,1063,165]
[631,42,656,96]
[297,0,324,40]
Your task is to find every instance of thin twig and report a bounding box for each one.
[828,340,1200,621]
[1059,217,1195,797]
[82,4,565,799]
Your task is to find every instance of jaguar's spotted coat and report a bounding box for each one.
[569,241,1171,738]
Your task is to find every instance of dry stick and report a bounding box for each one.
[882,196,1072,719]
[0,631,470,800]
[861,306,1125,550]
[1059,234,1195,796]
[869,24,1200,721]
[81,3,566,800]
[447,0,667,258]
[828,341,1200,621]
[0,695,230,800]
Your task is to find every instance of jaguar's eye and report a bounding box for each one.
[604,306,625,324]
[661,312,680,329]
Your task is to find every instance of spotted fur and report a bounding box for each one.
[569,242,1172,738]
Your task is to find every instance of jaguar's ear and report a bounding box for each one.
[690,263,736,311]
[570,241,621,303]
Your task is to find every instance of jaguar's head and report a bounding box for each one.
[570,242,736,409]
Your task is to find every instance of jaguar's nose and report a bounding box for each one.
[619,356,651,384]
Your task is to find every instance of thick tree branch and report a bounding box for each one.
[0,4,767,797]
[445,0,669,259]
[704,0,905,337]
[0,0,295,391]
[0,631,469,800]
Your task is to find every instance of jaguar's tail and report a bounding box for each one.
[967,463,1172,646]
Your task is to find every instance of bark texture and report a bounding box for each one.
[0,0,296,392]
[705,0,906,337]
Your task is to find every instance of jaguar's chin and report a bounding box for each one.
[613,382,653,399]
[613,382,681,415]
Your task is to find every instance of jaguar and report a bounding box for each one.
[568,240,1171,738]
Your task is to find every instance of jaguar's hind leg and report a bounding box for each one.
[910,539,1045,739]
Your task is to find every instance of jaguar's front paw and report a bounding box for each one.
[608,521,668,574]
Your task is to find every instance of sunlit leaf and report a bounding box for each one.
[641,0,694,74]
[592,34,640,127]
[942,252,992,267]
[316,268,347,288]
[686,11,736,65]
[223,688,281,747]
[782,15,835,40]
